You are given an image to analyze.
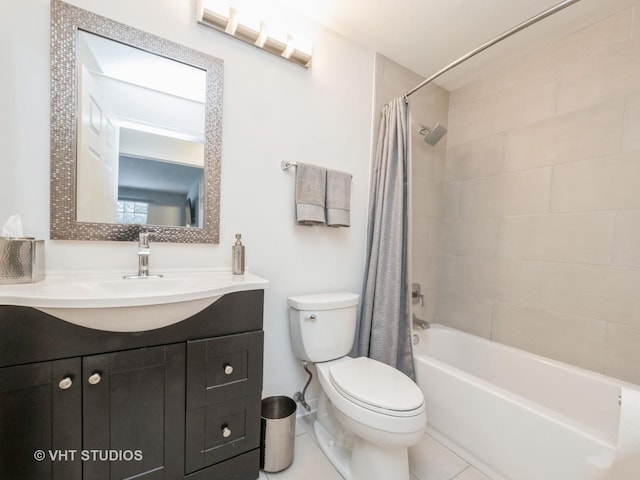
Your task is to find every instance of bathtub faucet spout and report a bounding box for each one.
[412,314,430,329]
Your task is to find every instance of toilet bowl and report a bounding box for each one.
[287,292,426,480]
[313,356,426,480]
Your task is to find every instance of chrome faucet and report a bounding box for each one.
[124,229,163,279]
[137,230,151,277]
[412,314,430,330]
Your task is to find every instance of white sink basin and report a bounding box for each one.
[0,270,268,332]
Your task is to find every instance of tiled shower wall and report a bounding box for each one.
[371,54,449,332]
[439,1,640,384]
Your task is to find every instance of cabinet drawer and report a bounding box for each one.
[186,331,263,409]
[185,391,261,474]
[207,349,247,388]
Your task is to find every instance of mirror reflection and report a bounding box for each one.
[76,30,206,228]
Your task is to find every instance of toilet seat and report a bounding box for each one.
[329,357,424,417]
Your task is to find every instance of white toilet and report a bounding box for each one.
[288,292,426,480]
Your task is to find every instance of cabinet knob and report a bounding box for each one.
[224,364,233,375]
[88,372,102,385]
[58,377,73,390]
[222,426,232,438]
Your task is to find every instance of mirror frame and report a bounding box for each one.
[50,0,223,243]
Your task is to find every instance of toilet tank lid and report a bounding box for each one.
[287,292,359,310]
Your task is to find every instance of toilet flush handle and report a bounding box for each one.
[309,314,317,321]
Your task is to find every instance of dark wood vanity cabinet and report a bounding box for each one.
[0,358,82,480]
[0,290,264,480]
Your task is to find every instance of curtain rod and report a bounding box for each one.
[404,0,582,100]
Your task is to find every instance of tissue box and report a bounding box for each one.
[0,238,45,284]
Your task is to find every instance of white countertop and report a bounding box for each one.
[0,269,269,331]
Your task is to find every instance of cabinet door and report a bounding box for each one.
[0,358,82,480]
[82,344,185,480]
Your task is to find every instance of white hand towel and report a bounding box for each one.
[295,163,327,224]
[326,169,352,227]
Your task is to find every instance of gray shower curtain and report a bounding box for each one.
[357,97,415,380]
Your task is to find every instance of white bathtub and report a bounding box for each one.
[413,324,640,480]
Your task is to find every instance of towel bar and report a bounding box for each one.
[281,161,297,170]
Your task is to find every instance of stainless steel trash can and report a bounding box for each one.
[260,396,296,472]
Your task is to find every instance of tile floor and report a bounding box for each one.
[259,414,492,480]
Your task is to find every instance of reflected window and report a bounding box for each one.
[116,200,149,224]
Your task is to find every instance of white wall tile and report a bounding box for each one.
[507,7,633,86]
[437,255,457,293]
[448,74,556,147]
[497,213,616,264]
[411,214,430,259]
[460,168,551,217]
[455,257,545,308]
[401,51,451,345]
[412,140,446,180]
[413,215,440,292]
[492,302,607,372]
[551,151,640,212]
[436,290,493,338]
[613,210,640,267]
[412,176,444,218]
[376,54,423,106]
[503,99,624,172]
[623,91,640,152]
[424,288,438,324]
[449,68,509,110]
[442,217,498,257]
[443,181,461,218]
[414,255,440,291]
[557,40,640,114]
[604,322,640,384]
[446,134,503,181]
[442,4,640,385]
[543,262,640,327]
[427,218,443,256]
[634,0,640,40]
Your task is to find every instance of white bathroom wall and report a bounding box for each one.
[0,0,375,399]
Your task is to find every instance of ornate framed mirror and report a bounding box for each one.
[50,0,223,243]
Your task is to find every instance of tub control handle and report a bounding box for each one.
[412,283,425,307]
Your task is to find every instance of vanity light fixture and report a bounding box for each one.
[196,0,312,68]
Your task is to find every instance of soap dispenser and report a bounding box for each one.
[232,234,245,275]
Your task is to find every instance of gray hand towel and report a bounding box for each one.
[326,169,352,227]
[296,163,327,224]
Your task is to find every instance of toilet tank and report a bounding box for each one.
[288,292,360,363]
